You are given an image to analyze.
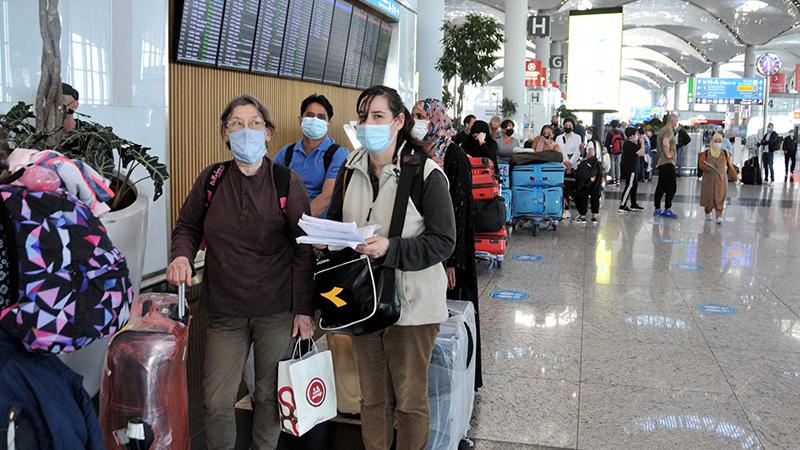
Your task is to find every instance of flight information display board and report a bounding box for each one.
[176,0,226,66]
[688,77,765,105]
[322,1,353,85]
[342,6,368,88]
[302,0,336,82]
[251,0,290,75]
[174,0,396,88]
[279,0,314,79]
[357,14,381,88]
[371,19,393,86]
[217,0,260,70]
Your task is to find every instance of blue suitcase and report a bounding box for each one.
[512,186,562,219]
[511,163,564,188]
[501,188,512,223]
[498,163,510,189]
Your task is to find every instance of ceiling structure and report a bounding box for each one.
[446,0,800,94]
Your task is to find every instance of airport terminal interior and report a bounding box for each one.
[1,0,800,449]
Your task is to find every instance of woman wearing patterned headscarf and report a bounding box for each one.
[411,98,482,389]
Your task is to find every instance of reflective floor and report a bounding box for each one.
[470,172,800,450]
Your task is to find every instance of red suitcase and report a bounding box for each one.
[472,172,501,200]
[475,228,508,255]
[469,156,495,176]
[100,287,190,450]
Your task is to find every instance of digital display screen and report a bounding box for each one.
[302,0,336,82]
[217,0,260,70]
[357,14,381,89]
[322,1,353,85]
[279,0,315,79]
[371,20,393,86]
[250,0,290,75]
[566,8,623,111]
[176,0,226,66]
[342,6,368,88]
[688,77,766,105]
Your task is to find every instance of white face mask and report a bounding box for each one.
[411,119,430,141]
[711,142,722,150]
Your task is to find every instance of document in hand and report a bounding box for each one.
[296,214,380,249]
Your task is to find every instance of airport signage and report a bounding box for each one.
[687,77,765,105]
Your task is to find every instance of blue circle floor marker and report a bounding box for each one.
[696,304,737,315]
[490,290,530,301]
[672,263,704,271]
[512,255,544,262]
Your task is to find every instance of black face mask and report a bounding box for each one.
[544,135,552,140]
[565,127,573,133]
[505,128,514,137]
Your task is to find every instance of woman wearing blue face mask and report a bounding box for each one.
[167,94,315,450]
[326,86,456,450]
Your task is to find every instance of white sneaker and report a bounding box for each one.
[705,213,713,221]
[716,217,723,225]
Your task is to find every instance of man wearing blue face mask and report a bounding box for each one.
[275,94,350,217]
[758,122,781,185]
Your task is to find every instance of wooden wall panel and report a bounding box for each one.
[168,63,362,227]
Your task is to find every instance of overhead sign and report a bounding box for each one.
[362,0,401,21]
[560,73,568,84]
[687,77,765,105]
[527,15,550,38]
[566,7,623,111]
[550,55,563,69]
[756,52,782,77]
[770,73,786,94]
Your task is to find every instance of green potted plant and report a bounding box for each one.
[501,97,518,119]
[437,13,504,124]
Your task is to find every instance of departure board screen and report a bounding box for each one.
[371,20,393,85]
[279,0,314,79]
[357,14,380,88]
[322,1,353,85]
[176,0,225,66]
[251,0,290,75]
[302,0,336,82]
[217,0,260,70]
[342,6,367,88]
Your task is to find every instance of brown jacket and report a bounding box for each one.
[171,158,314,317]
[699,150,739,183]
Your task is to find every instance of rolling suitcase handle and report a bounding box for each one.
[177,283,186,320]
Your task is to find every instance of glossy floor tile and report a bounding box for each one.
[470,176,800,449]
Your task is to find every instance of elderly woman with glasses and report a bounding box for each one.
[167,94,315,449]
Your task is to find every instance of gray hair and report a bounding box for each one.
[219,94,276,140]
[667,113,678,124]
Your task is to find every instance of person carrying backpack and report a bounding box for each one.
[274,94,349,218]
[676,125,692,176]
[604,120,624,185]
[618,127,646,213]
[783,133,796,182]
[167,94,315,450]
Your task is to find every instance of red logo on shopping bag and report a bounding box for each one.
[306,378,326,407]
[278,386,300,435]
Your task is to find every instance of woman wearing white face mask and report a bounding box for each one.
[167,94,315,450]
[699,132,739,224]
[327,86,456,450]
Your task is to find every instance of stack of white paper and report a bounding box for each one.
[296,214,380,249]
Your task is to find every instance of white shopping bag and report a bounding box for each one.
[277,340,337,436]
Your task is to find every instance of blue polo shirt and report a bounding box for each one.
[274,136,349,200]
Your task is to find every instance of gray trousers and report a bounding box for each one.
[203,311,295,450]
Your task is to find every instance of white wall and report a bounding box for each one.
[0,0,170,277]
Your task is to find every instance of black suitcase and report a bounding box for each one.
[741,156,761,185]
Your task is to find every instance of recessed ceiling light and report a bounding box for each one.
[702,32,719,40]
[736,0,768,13]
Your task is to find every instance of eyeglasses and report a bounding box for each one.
[226,119,267,131]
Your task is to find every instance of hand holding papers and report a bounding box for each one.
[296,214,380,249]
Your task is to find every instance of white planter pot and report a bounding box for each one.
[59,187,149,396]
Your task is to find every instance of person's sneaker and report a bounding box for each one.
[663,210,678,219]
[654,209,664,216]
[574,216,587,224]
[591,216,598,225]
[618,205,632,213]
[716,217,723,225]
[706,213,713,221]
[631,204,645,211]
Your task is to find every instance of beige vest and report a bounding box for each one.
[341,147,449,326]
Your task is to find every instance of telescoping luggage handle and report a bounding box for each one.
[178,283,186,320]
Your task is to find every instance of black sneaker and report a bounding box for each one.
[631,204,645,211]
[618,205,632,213]
[574,216,587,224]
[591,216,598,225]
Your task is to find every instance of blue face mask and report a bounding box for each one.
[301,117,328,140]
[767,127,773,133]
[357,123,394,154]
[228,128,267,164]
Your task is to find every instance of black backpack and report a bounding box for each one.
[202,159,291,225]
[282,143,341,174]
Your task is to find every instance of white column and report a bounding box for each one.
[744,45,756,78]
[710,63,721,112]
[550,40,563,85]
[674,81,681,112]
[503,0,527,129]
[533,36,550,74]
[415,0,445,100]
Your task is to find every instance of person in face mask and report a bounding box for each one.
[167,94,315,450]
[326,86,456,450]
[496,119,520,163]
[758,122,781,185]
[412,98,482,390]
[275,94,350,217]
[699,132,739,224]
[528,125,561,153]
[461,119,499,171]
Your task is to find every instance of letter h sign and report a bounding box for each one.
[528,15,550,38]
